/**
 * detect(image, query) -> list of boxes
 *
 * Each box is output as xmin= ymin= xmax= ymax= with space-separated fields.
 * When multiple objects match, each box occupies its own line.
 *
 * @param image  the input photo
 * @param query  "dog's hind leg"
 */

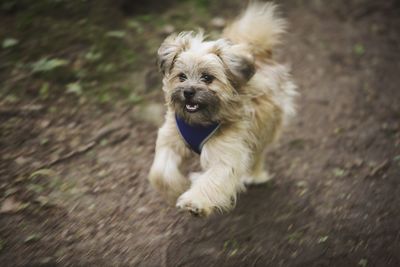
xmin=241 ymin=153 xmax=273 ymax=185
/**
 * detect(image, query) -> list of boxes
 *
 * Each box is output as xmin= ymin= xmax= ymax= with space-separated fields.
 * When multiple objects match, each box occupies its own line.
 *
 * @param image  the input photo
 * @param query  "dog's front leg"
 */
xmin=148 ymin=118 xmax=190 ymax=203
xmin=176 ymin=138 xmax=249 ymax=216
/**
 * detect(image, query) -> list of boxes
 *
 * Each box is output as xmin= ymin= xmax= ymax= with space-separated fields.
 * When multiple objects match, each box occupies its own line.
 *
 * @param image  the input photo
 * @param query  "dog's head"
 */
xmin=157 ymin=31 xmax=255 ymax=125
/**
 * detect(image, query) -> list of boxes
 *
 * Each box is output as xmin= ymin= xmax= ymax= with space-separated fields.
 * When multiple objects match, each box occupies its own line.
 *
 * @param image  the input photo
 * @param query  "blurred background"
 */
xmin=0 ymin=0 xmax=399 ymax=266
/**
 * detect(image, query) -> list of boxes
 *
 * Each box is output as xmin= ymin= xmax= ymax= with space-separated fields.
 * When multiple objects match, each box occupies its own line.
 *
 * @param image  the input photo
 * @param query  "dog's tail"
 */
xmin=223 ymin=2 xmax=287 ymax=61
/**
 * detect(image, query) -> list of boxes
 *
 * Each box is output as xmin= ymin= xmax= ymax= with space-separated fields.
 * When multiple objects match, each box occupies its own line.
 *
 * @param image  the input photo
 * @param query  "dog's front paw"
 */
xmin=176 ymin=191 xmax=213 ymax=217
xmin=148 ymin=171 xmax=188 ymax=204
xmin=241 ymin=171 xmax=273 ymax=186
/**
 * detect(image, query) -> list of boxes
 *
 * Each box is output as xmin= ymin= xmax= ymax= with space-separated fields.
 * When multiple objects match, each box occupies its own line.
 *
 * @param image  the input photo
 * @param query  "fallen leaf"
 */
xmin=1 ymin=197 xmax=22 ymax=213
xmin=2 ymin=38 xmax=19 ymax=49
xmin=369 ymin=160 xmax=390 ymax=177
xmin=354 ymin=44 xmax=365 ymax=56
xmin=31 ymin=58 xmax=68 ymax=73
xmin=24 ymin=234 xmax=41 ymax=243
xmin=332 ymin=168 xmax=346 ymax=177
xmin=66 ymin=82 xmax=82 ymax=95
xmin=30 ymin=169 xmax=57 ymax=179
xmin=106 ymin=31 xmax=126 ymax=38
xmin=318 ymin=236 xmax=329 ymax=243
xmin=358 ymin=258 xmax=368 ymax=267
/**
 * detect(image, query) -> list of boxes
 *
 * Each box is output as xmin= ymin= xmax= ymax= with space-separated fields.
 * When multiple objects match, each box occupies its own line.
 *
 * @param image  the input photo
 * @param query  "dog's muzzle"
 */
xmin=170 ymin=86 xmax=220 ymax=125
xmin=183 ymin=87 xmax=200 ymax=113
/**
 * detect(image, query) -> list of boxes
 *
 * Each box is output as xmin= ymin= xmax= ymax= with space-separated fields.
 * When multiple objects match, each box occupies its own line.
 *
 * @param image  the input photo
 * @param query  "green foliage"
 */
xmin=24 ymin=234 xmax=41 ymax=243
xmin=4 ymin=94 xmax=18 ymax=103
xmin=85 ymin=49 xmax=102 ymax=62
xmin=66 ymin=82 xmax=82 ymax=95
xmin=128 ymin=93 xmax=143 ymax=104
xmin=223 ymin=239 xmax=239 ymax=256
xmin=28 ymin=168 xmax=64 ymax=194
xmin=0 ymin=238 xmax=5 ymax=252
xmin=106 ymin=31 xmax=126 ymax=39
xmin=98 ymin=92 xmax=111 ymax=103
xmin=4 ymin=187 xmax=18 ymax=197
xmin=30 ymin=169 xmax=57 ymax=179
xmin=127 ymin=20 xmax=144 ymax=33
xmin=288 ymin=138 xmax=305 ymax=149
xmin=96 ymin=63 xmax=116 ymax=73
xmin=194 ymin=0 xmax=210 ymax=9
xmin=135 ymin=14 xmax=153 ymax=23
xmin=39 ymin=82 xmax=50 ymax=99
xmin=354 ymin=44 xmax=365 ymax=56
xmin=318 ymin=236 xmax=329 ymax=243
xmin=0 ymin=0 xmax=217 ymax=104
xmin=287 ymin=231 xmax=303 ymax=242
xmin=358 ymin=259 xmax=368 ymax=267
xmin=2 ymin=38 xmax=19 ymax=49
xmin=332 ymin=168 xmax=345 ymax=177
xmin=31 ymin=58 xmax=68 ymax=73
xmin=27 ymin=183 xmax=45 ymax=194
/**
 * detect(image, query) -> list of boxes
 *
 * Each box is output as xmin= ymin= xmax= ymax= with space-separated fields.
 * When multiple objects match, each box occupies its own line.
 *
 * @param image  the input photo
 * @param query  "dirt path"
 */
xmin=1 ymin=1 xmax=399 ymax=266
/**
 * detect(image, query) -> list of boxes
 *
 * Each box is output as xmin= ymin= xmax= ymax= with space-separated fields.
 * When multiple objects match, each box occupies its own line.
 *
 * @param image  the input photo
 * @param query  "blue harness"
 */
xmin=175 ymin=115 xmax=220 ymax=154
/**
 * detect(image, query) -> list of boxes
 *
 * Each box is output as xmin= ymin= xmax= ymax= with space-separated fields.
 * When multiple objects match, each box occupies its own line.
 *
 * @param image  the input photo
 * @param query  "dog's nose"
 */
xmin=183 ymin=87 xmax=196 ymax=99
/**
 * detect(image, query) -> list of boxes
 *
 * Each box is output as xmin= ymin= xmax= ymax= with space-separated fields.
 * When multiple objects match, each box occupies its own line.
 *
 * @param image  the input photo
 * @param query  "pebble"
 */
xmin=1 ymin=197 xmax=22 ymax=213
xmin=15 ymin=156 xmax=29 ymax=165
xmin=40 ymin=120 xmax=51 ymax=128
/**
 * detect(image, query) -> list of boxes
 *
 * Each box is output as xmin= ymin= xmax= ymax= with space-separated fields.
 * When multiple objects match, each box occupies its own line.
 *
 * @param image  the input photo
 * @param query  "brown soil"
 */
xmin=1 ymin=0 xmax=399 ymax=266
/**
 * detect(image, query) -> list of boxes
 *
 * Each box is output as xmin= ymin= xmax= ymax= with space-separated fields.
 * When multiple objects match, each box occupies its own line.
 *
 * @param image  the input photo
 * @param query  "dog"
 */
xmin=148 ymin=2 xmax=297 ymax=217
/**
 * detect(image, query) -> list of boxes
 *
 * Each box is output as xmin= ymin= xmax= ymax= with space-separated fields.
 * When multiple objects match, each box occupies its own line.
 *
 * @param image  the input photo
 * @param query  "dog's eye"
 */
xmin=178 ymin=73 xmax=187 ymax=82
xmin=201 ymin=74 xmax=214 ymax=84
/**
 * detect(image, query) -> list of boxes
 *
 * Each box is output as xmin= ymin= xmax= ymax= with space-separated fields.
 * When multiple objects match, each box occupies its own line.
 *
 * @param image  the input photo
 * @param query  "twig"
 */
xmin=38 ymin=122 xmax=126 ymax=168
xmin=46 ymin=141 xmax=96 ymax=167
xmin=367 ymin=159 xmax=390 ymax=178
xmin=252 ymin=255 xmax=262 ymax=267
xmin=0 ymin=105 xmax=45 ymax=117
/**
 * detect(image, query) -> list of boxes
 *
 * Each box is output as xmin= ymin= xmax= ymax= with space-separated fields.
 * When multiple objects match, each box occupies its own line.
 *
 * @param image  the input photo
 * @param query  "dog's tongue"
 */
xmin=186 ymin=103 xmax=199 ymax=112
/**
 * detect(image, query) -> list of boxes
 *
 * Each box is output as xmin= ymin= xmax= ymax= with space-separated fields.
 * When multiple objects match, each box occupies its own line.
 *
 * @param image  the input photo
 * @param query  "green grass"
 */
xmin=0 ymin=0 xmax=240 ymax=104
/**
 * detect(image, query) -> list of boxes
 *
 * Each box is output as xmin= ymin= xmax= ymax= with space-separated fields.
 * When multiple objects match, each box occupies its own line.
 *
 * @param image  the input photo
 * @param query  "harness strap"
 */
xmin=175 ymin=115 xmax=220 ymax=154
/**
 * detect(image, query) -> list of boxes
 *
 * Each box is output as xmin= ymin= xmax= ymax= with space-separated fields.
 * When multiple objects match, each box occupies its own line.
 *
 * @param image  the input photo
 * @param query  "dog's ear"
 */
xmin=214 ymin=39 xmax=255 ymax=89
xmin=157 ymin=32 xmax=195 ymax=75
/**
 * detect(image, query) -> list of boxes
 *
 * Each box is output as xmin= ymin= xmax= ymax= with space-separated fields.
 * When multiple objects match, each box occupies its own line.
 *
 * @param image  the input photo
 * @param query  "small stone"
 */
xmin=38 ymin=257 xmax=53 ymax=264
xmin=24 ymin=234 xmax=41 ymax=243
xmin=15 ymin=156 xmax=29 ymax=165
xmin=67 ymin=122 xmax=77 ymax=129
xmin=1 ymin=197 xmax=22 ymax=213
xmin=40 ymin=120 xmax=51 ymax=128
xmin=353 ymin=158 xmax=364 ymax=167
xmin=137 ymin=207 xmax=149 ymax=214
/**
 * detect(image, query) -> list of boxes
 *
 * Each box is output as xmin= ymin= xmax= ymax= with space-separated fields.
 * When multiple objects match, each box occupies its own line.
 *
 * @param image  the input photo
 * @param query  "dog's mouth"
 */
xmin=185 ymin=102 xmax=200 ymax=113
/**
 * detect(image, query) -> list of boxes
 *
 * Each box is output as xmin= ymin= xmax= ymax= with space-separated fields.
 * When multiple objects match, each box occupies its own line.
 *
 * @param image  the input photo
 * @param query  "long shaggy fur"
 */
xmin=148 ymin=2 xmax=297 ymax=217
xmin=223 ymin=2 xmax=287 ymax=61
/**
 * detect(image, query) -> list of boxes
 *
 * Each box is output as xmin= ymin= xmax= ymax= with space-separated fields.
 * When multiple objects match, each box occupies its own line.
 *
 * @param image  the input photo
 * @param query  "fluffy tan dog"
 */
xmin=148 ymin=2 xmax=297 ymax=216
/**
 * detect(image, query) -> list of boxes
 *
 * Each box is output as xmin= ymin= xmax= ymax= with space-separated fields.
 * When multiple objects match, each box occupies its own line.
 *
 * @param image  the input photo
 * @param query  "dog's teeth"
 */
xmin=186 ymin=104 xmax=199 ymax=111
